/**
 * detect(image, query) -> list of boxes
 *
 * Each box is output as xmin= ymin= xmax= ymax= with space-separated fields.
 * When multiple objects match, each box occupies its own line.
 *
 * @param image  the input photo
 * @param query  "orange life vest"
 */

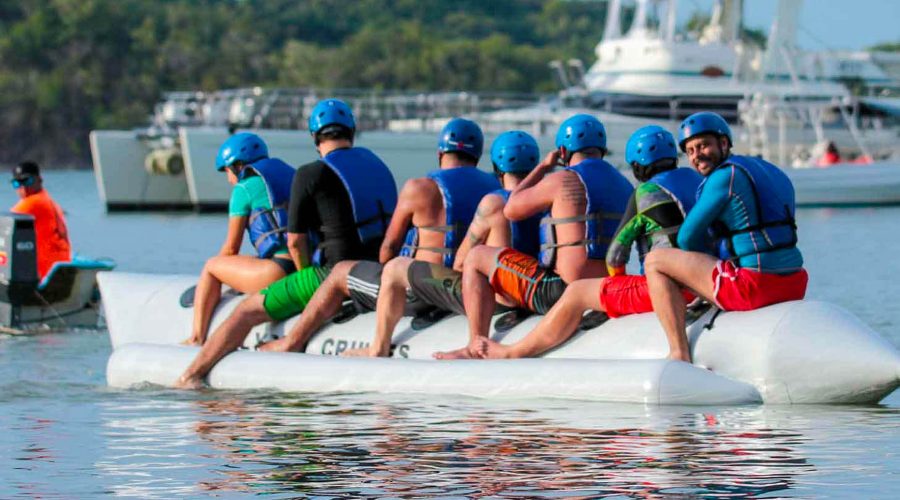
xmin=11 ymin=190 xmax=71 ymax=279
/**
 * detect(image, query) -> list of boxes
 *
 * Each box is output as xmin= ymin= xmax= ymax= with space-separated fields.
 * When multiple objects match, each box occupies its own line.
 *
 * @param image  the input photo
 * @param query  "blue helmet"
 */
xmin=625 ymin=125 xmax=678 ymax=167
xmin=215 ymin=132 xmax=268 ymax=171
xmin=438 ymin=118 xmax=484 ymax=161
xmin=555 ymin=114 xmax=607 ymax=154
xmin=491 ymin=131 xmax=540 ymax=174
xmin=678 ymin=111 xmax=732 ymax=152
xmin=308 ymin=98 xmax=356 ymax=135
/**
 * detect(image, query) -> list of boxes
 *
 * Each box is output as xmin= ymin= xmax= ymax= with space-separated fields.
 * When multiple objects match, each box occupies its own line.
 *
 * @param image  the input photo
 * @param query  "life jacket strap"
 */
xmin=539 ymin=235 xmax=614 ymax=251
xmin=540 ymin=211 xmax=624 ymax=226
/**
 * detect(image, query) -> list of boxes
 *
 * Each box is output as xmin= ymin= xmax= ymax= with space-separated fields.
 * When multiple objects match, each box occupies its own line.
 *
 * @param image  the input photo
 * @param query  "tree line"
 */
xmin=0 ymin=0 xmax=612 ymax=167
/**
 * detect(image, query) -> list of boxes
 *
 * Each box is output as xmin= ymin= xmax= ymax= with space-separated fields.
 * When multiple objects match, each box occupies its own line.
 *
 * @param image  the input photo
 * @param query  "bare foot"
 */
xmin=667 ymin=349 xmax=693 ymax=363
xmin=341 ymin=346 xmax=384 ymax=357
xmin=173 ymin=374 xmax=205 ymax=390
xmin=257 ymin=338 xmax=289 ymax=352
xmin=476 ymin=338 xmax=515 ymax=359
xmin=433 ymin=345 xmax=477 ymax=360
xmin=180 ymin=334 xmax=205 ymax=346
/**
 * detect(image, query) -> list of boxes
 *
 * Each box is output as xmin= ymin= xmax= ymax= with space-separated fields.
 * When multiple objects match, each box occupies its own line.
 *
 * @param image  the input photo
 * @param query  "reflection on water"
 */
xmin=88 ymin=391 xmax=900 ymax=498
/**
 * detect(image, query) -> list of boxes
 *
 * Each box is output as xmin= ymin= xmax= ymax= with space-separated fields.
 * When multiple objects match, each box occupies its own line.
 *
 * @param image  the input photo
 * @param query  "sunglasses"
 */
xmin=11 ymin=176 xmax=36 ymax=188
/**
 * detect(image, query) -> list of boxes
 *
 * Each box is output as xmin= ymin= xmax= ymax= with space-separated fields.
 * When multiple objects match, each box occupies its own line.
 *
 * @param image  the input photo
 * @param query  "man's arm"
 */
xmin=452 ymin=193 xmax=506 ymax=272
xmin=502 ymin=151 xmax=559 ymax=222
xmin=285 ymin=163 xmax=318 ymax=268
xmin=287 ymin=232 xmax=310 ymax=269
xmin=379 ymin=178 xmax=429 ymax=263
xmin=605 ymin=191 xmax=640 ymax=276
xmin=678 ymin=169 xmax=730 ymax=252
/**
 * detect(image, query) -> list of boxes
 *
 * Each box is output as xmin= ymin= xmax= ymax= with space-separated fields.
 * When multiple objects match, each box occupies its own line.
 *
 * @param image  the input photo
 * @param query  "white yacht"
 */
xmin=89 ymin=0 xmax=899 ymax=210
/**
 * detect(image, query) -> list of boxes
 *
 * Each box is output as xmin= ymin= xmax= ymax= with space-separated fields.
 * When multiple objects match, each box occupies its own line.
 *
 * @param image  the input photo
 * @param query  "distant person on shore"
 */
xmin=10 ymin=161 xmax=71 ymax=279
xmin=259 ymin=118 xmax=500 ymax=356
xmin=182 ymin=132 xmax=297 ymax=346
xmin=444 ymin=114 xmax=633 ymax=359
xmin=339 ymin=130 xmax=542 ymax=358
xmin=477 ymin=126 xmax=702 ymax=359
xmin=175 ymin=99 xmax=399 ymax=388
xmin=643 ymin=112 xmax=807 ymax=363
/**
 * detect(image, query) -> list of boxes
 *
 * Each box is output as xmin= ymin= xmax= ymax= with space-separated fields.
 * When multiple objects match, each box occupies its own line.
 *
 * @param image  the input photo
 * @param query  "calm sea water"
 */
xmin=1 ymin=170 xmax=898 ymax=498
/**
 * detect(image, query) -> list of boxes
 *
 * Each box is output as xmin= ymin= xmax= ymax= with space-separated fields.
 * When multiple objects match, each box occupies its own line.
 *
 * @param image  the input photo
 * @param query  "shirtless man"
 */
xmin=343 ymin=130 xmax=543 ymax=358
xmin=478 ymin=125 xmax=702 ymax=359
xmin=259 ymin=118 xmax=500 ymax=355
xmin=644 ymin=112 xmax=807 ymax=362
xmin=447 ymin=114 xmax=634 ymax=359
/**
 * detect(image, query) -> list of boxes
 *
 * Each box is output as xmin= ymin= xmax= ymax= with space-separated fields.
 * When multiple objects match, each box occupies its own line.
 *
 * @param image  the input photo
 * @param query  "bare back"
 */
xmin=380 ymin=177 xmax=447 ymax=265
xmin=506 ymin=170 xmax=607 ymax=283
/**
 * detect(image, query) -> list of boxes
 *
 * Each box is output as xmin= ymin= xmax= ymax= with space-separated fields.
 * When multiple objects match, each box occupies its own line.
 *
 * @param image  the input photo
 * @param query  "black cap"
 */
xmin=13 ymin=161 xmax=40 ymax=180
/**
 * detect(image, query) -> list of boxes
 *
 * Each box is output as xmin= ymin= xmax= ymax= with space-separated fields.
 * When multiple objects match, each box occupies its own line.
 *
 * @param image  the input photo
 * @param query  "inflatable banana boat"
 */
xmin=101 ymin=272 xmax=900 ymax=405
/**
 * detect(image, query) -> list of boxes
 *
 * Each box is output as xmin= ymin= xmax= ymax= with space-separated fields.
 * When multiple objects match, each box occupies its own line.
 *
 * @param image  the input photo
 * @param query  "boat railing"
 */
xmin=142 ymin=87 xmax=548 ymax=136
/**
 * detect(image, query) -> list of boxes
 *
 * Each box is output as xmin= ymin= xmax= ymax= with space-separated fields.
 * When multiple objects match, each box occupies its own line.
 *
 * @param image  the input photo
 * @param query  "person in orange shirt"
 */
xmin=10 ymin=161 xmax=71 ymax=279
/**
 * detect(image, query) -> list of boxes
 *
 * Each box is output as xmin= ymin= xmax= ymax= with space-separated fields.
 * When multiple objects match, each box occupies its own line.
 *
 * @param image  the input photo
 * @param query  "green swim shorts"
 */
xmin=261 ymin=266 xmax=330 ymax=321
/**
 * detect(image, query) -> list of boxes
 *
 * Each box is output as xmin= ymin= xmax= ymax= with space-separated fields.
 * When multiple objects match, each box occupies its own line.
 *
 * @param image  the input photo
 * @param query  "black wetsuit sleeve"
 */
xmin=287 ymin=161 xmax=324 ymax=234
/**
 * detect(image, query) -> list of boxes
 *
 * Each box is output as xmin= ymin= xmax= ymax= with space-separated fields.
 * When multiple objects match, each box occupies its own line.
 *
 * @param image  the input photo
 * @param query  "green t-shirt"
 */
xmin=229 ymin=175 xmax=289 ymax=256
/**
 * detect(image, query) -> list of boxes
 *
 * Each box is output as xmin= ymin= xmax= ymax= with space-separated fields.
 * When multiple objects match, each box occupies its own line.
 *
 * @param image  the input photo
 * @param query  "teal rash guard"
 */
xmin=678 ymin=165 xmax=803 ymax=273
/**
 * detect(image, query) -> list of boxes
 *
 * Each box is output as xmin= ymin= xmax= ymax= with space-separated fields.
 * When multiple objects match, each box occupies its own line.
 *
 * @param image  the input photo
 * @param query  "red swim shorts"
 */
xmin=599 ymin=275 xmax=695 ymax=318
xmin=712 ymin=260 xmax=808 ymax=311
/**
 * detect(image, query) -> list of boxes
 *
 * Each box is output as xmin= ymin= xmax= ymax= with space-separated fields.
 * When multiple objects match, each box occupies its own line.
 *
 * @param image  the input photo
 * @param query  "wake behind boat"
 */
xmin=101 ymin=272 xmax=900 ymax=405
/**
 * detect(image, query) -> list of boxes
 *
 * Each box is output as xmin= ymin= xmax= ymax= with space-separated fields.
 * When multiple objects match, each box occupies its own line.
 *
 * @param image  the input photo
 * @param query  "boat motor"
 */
xmin=0 ymin=213 xmax=39 ymax=323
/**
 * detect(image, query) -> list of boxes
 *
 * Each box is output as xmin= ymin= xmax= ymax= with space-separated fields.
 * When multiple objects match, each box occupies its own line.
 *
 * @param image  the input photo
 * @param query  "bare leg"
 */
xmin=184 ymin=255 xmax=287 ymax=346
xmin=644 ymin=248 xmax=719 ymax=363
xmin=175 ymin=294 xmax=271 ymax=389
xmin=434 ymin=246 xmax=505 ymax=360
xmin=479 ymin=279 xmax=604 ymax=359
xmin=343 ymin=257 xmax=413 ymax=357
xmin=260 ymin=261 xmax=356 ymax=353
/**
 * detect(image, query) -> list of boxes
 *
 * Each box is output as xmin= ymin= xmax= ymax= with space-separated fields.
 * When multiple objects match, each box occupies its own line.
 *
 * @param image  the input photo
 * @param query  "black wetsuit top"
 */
xmin=287 ymin=160 xmax=381 ymax=265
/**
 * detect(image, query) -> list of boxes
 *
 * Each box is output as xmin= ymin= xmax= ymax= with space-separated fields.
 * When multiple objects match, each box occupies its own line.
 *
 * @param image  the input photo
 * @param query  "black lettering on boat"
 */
xmin=335 ymin=340 xmax=348 ymax=355
xmin=321 ymin=338 xmax=334 ymax=355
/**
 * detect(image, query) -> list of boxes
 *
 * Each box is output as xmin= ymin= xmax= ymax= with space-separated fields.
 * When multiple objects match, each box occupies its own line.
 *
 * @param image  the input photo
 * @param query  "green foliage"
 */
xmin=869 ymin=41 xmax=900 ymax=52
xmin=0 ymin=0 xmax=610 ymax=166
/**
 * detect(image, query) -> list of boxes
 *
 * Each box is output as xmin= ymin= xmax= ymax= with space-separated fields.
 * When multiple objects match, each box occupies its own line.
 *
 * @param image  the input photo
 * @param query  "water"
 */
xmin=1 ymin=170 xmax=899 ymax=498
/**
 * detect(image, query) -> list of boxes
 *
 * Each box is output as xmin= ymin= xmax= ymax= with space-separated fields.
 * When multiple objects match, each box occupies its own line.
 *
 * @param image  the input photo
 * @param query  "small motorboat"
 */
xmin=0 ymin=213 xmax=115 ymax=333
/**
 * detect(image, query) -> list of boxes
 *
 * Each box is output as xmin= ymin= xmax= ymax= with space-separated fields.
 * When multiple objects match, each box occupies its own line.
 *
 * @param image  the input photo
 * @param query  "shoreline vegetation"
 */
xmin=0 ymin=0 xmax=611 ymax=168
xmin=2 ymin=2 xmax=895 ymax=169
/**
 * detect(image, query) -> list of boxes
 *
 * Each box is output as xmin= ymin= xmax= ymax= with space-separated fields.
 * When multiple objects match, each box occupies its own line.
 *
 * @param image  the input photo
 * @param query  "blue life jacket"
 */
xmin=702 ymin=155 xmax=798 ymax=261
xmin=493 ymin=189 xmax=541 ymax=258
xmin=538 ymin=158 xmax=633 ymax=268
xmin=640 ymin=167 xmax=703 ymax=247
xmin=399 ymin=167 xmax=500 ymax=267
xmin=321 ymin=147 xmax=398 ymax=245
xmin=241 ymin=158 xmax=296 ymax=259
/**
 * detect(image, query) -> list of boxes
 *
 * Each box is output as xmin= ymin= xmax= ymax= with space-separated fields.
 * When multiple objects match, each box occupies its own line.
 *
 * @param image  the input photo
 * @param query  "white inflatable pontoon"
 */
xmin=101 ymin=272 xmax=900 ymax=405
